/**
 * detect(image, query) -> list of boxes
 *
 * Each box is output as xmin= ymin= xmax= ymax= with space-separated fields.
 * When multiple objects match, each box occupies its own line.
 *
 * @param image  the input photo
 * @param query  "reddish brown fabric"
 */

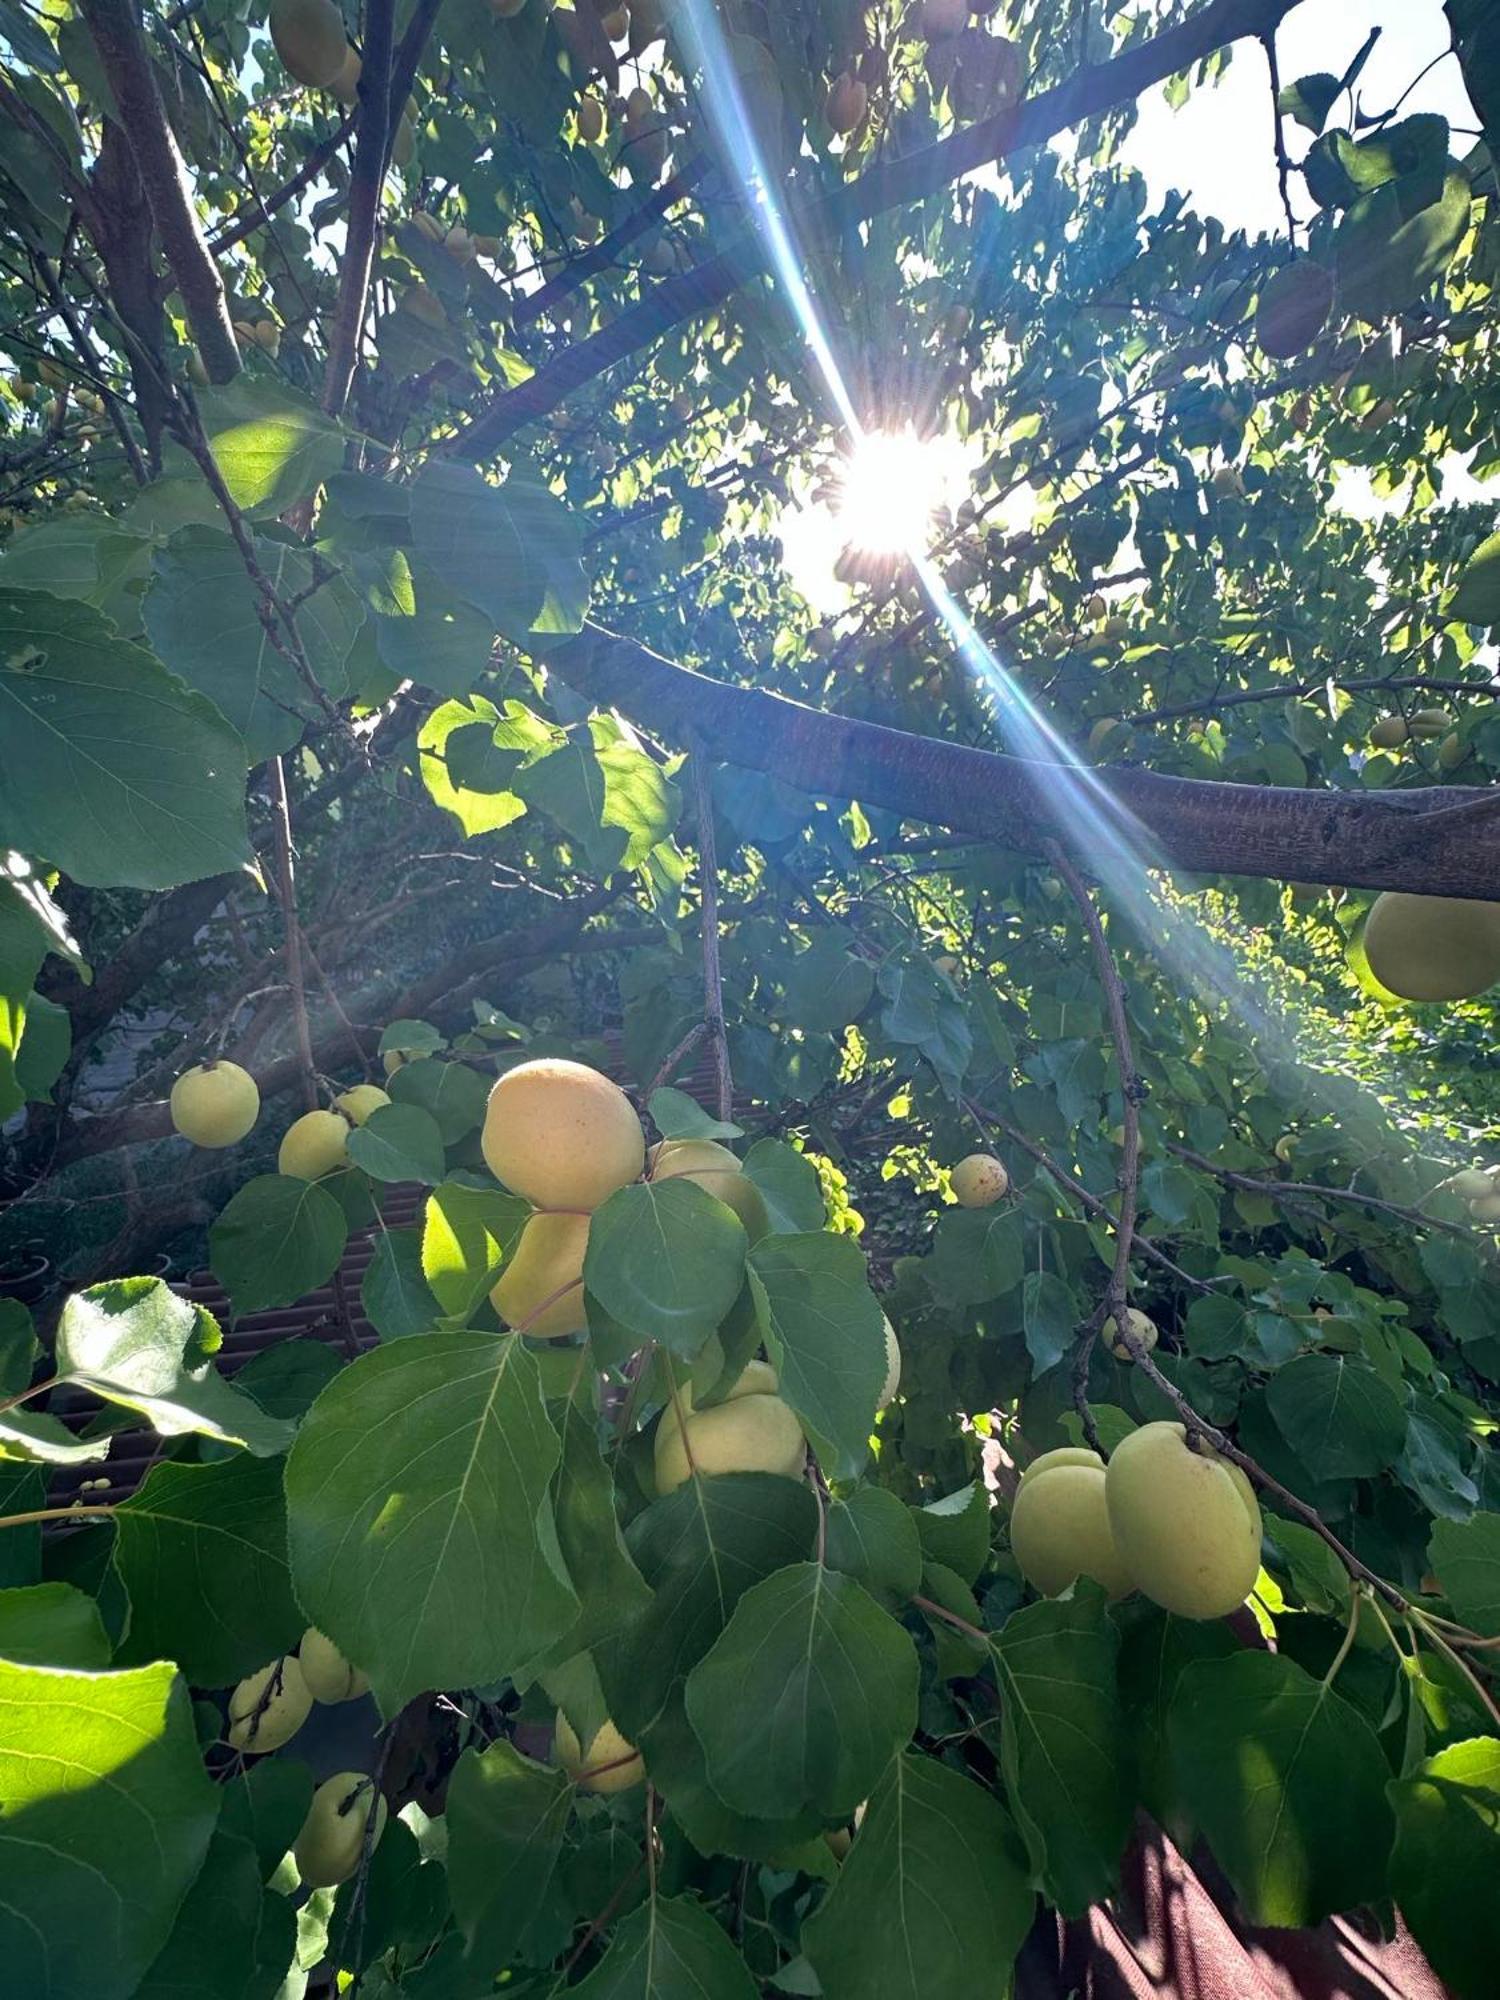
xmin=1017 ymin=1822 xmax=1449 ymax=2000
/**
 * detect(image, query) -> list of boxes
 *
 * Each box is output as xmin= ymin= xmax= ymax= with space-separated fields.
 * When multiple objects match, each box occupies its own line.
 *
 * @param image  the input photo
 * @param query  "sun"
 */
xmin=834 ymin=427 xmax=959 ymax=559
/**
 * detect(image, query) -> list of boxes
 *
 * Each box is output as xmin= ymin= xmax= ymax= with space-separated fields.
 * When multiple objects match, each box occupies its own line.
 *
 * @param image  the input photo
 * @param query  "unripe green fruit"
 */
xmin=299 ymin=1626 xmax=370 ymax=1703
xmin=1010 ymin=1448 xmax=1133 ymax=1599
xmin=491 ymin=1210 xmax=590 ymax=1337
xmin=1104 ymin=1422 xmax=1261 ymax=1620
xmin=482 ymin=1058 xmax=644 ymax=1211
xmin=826 ymin=71 xmax=867 ymax=135
xmin=278 ymin=1108 xmax=351 ymax=1179
xmin=554 ymin=1712 xmax=643 ymax=1792
xmin=1104 ymin=1308 xmax=1156 ymax=1361
xmin=1368 ymin=714 xmax=1409 ymax=749
xmin=328 ymin=44 xmax=360 ymax=103
xmin=170 ymin=1062 xmax=260 ymax=1148
xmin=655 ymin=1359 xmax=806 ymax=1494
xmin=1408 ymin=707 xmax=1453 ymax=739
xmin=227 ymin=1656 xmax=312 ymax=1752
xmin=1439 ymin=731 xmax=1468 ymax=771
xmin=577 ymin=93 xmax=605 ymax=142
xmin=1447 ymin=1168 xmax=1494 ymax=1199
xmin=878 ymin=1316 xmax=901 ymax=1409
xmin=269 ymin=0 xmax=349 ymax=88
xmin=391 ymin=110 xmax=415 ymax=167
xmin=1363 ymin=893 xmax=1500 ymax=1003
xmin=951 ymin=1153 xmax=1008 ymax=1207
xmin=1469 ymin=1193 xmax=1500 ymax=1224
xmin=294 ymin=1772 xmax=388 ymax=1887
xmin=334 ymin=1083 xmax=390 ymax=1126
xmin=647 ymin=1138 xmax=769 ymax=1241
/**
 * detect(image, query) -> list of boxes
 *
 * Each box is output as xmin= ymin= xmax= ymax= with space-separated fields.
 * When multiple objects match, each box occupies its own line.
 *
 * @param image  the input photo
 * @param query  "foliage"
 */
xmin=2 ymin=0 xmax=1500 ymax=1993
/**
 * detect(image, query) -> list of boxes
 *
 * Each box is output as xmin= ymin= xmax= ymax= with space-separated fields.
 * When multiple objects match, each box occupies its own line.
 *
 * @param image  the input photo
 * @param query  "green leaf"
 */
xmin=417 ymin=697 xmax=527 ymax=838
xmin=876 ymin=956 xmax=972 ymax=1096
xmin=112 ymin=1455 xmax=304 ymax=1686
xmin=802 ymin=1753 xmax=1032 ymax=2000
xmin=285 ymin=1331 xmax=576 ymax=1713
xmin=135 ymin=1772 xmax=299 ymax=2000
xmin=823 ymin=1486 xmax=923 ymax=1606
xmin=345 ymin=1102 xmax=447 ymax=1185
xmin=740 ymin=1138 xmax=825 ymax=1232
xmin=196 ymin=378 xmax=345 ymax=515
xmin=586 ymin=1179 xmax=748 ymax=1360
xmin=929 ymin=1205 xmax=1024 ymax=1306
xmin=56 ymin=1277 xmax=293 ymax=1454
xmin=1117 ymin=1609 xmax=1241 ymax=1837
xmin=387 ymin=1057 xmax=490 ymax=1144
xmin=1167 ymin=1649 xmax=1395 ymax=1926
xmin=989 ymin=1585 xmax=1130 ymax=1914
xmin=0 ymin=589 xmax=249 ymax=891
xmin=600 ymin=1473 xmax=818 ymax=1743
xmin=1334 ymin=169 xmax=1471 ymax=321
xmin=1389 ymin=1735 xmax=1500 ymax=2000
xmin=748 ymin=1232 xmax=886 ymax=1481
xmin=144 ymin=528 xmax=359 ymax=763
xmin=0 ymin=880 xmax=49 ymax=1119
xmin=411 ymin=460 xmax=587 ymax=636
xmin=13 ymin=989 xmax=70 ymax=1102
xmin=0 ymin=1657 xmax=218 ymax=2000
xmin=422 ymin=1178 xmax=530 ymax=1319
xmin=1277 ymin=69 xmax=1339 ymax=132
xmin=446 ymin=1739 xmax=572 ymax=1975
xmin=568 ymin=1895 xmax=757 ymax=2000
xmin=362 ymin=1227 xmax=439 ymax=1341
xmin=685 ymin=1563 xmax=917 ymax=1820
xmin=1429 ymin=1512 xmax=1500 ymax=1636
xmin=912 ymin=1481 xmax=991 ymax=1586
xmin=0 ymin=1582 xmax=109 ymax=1667
xmin=1451 ymin=529 xmax=1500 ymax=627
xmin=0 ymin=1401 xmax=110 ymax=1466
xmin=536 ymin=1405 xmax=653 ymax=1667
xmin=374 ymin=567 xmax=496 ymax=697
xmin=1264 ymin=1353 xmax=1408 ymax=1480
xmin=209 ymin=1175 xmax=349 ymax=1317
xmin=781 ymin=933 xmax=875 ymax=1034
xmin=647 ymin=1087 xmax=742 ymax=1142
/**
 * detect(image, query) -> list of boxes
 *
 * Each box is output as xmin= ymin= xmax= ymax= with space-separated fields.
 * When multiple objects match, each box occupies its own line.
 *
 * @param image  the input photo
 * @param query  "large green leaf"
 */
xmin=533 ymin=1405 xmax=653 ymax=1668
xmin=989 ymin=1585 xmax=1130 ymax=1915
xmin=374 ymin=565 xmax=496 ymax=696
xmin=446 ymin=1739 xmax=572 ymax=1975
xmin=144 ymin=528 xmax=360 ymax=763
xmin=600 ymin=1473 xmax=818 ymax=1743
xmin=196 ymin=378 xmax=345 ymax=514
xmin=410 ymin=460 xmax=587 ymax=636
xmin=285 ymin=1331 xmax=576 ymax=1712
xmin=0 ymin=589 xmax=249 ymax=890
xmin=823 ymin=1486 xmax=923 ymax=1607
xmin=209 ymin=1176 xmax=349 ymax=1317
xmin=422 ymin=1178 xmax=530 ymax=1320
xmin=56 ymin=1277 xmax=292 ymax=1454
xmin=748 ymin=1232 xmax=886 ymax=1481
xmin=740 ymin=1138 xmax=825 ymax=1233
xmin=345 ymin=1102 xmax=447 ymax=1185
xmin=416 ymin=697 xmax=529 ymax=838
xmin=1167 ymin=1648 xmax=1395 ymax=1926
xmin=1429 ymin=1512 xmax=1500 ymax=1636
xmin=0 ymin=1581 xmax=110 ymax=1668
xmin=802 ymin=1753 xmax=1033 ymax=2000
xmin=0 ymin=1657 xmax=218 ymax=2000
xmin=586 ymin=1179 xmax=748 ymax=1360
xmin=0 ymin=879 xmax=49 ymax=1119
xmin=568 ymin=1895 xmax=757 ymax=2000
xmin=912 ymin=1481 xmax=991 ymax=1585
xmin=929 ymin=1205 xmax=1025 ymax=1306
xmin=112 ymin=1455 xmax=303 ymax=1686
xmin=1334 ymin=169 xmax=1471 ymax=320
xmin=1264 ymin=1353 xmax=1408 ymax=1480
xmin=1450 ymin=529 xmax=1500 ymax=627
xmin=684 ymin=1560 xmax=916 ymax=1820
xmin=1389 ymin=1735 xmax=1500 ymax=2000
xmin=387 ymin=1057 xmax=490 ymax=1144
xmin=362 ymin=1227 xmax=440 ymax=1341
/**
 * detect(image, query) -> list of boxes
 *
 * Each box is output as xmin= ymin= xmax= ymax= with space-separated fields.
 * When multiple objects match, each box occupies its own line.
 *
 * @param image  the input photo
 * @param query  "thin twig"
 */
xmin=269 ymin=756 xmax=318 ymax=1113
xmin=1262 ymin=31 xmax=1299 ymax=241
xmin=691 ymin=745 xmax=733 ymax=1122
xmin=645 ymin=1020 xmax=709 ymax=1107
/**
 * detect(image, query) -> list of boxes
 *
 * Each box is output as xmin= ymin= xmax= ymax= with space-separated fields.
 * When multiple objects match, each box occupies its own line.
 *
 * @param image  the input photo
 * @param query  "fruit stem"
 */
xmin=0 ymin=1504 xmax=116 ymax=1532
xmin=911 ymin=1592 xmax=988 ymax=1647
xmin=1408 ymin=1607 xmax=1500 ymax=1733
xmin=1319 ymin=1586 xmax=1363 ymax=1691
xmin=0 ymin=1374 xmax=59 ymax=1416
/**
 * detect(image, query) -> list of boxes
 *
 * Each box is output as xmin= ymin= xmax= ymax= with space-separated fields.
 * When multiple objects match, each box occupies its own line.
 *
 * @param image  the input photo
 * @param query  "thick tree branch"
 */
xmin=323 ymin=0 xmax=396 ymax=416
xmin=550 ymin=625 xmax=1500 ymax=898
xmin=78 ymin=0 xmax=241 ymax=384
xmin=450 ymin=0 xmax=1296 ymax=456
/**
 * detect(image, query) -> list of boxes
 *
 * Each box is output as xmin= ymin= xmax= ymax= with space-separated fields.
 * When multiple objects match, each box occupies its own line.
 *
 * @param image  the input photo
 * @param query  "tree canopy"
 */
xmin=4 ymin=0 xmax=1500 ymax=1994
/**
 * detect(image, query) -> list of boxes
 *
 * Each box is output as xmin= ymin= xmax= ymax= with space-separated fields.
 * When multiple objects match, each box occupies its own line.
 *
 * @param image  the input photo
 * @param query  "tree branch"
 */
xmin=268 ymin=756 xmax=318 ymax=1112
xmin=322 ymin=0 xmax=396 ymax=416
xmin=549 ymin=624 xmax=1500 ymax=899
xmin=77 ymin=0 xmax=241 ymax=383
xmin=449 ymin=0 xmax=1297 ymax=456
